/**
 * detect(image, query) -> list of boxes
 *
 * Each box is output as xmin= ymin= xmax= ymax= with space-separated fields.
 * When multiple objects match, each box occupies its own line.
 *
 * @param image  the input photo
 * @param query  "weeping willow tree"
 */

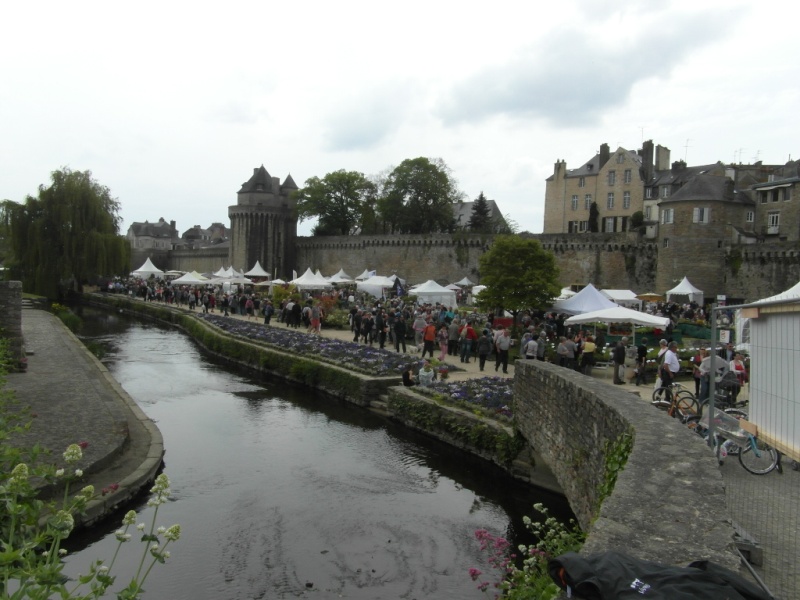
xmin=1 ymin=168 xmax=130 ymax=299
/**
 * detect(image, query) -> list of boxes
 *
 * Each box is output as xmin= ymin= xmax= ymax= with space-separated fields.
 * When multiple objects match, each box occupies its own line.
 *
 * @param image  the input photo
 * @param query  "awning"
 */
xmin=754 ymin=183 xmax=792 ymax=191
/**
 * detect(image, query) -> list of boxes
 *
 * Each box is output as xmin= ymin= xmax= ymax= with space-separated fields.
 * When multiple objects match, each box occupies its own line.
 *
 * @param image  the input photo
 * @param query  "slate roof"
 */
xmin=127 ymin=218 xmax=176 ymax=239
xmin=453 ymin=199 xmax=505 ymax=228
xmin=282 ymin=173 xmax=298 ymax=190
xmin=238 ymin=165 xmax=273 ymax=194
xmin=659 ymin=174 xmax=753 ymax=205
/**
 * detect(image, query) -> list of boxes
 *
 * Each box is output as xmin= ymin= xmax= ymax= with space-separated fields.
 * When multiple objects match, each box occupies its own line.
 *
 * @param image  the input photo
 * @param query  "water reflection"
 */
xmin=66 ymin=306 xmax=570 ymax=599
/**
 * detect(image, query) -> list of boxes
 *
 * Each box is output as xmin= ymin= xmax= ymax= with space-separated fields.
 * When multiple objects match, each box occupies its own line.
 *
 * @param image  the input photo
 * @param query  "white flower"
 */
xmin=137 ymin=523 xmax=146 ymax=531
xmin=164 ymin=524 xmax=181 ymax=541
xmin=157 ymin=526 xmax=166 ymax=534
xmin=122 ymin=510 xmax=137 ymax=526
xmin=55 ymin=469 xmax=65 ymax=477
xmin=59 ymin=549 xmax=67 ymax=556
xmin=64 ymin=444 xmax=83 ymax=464
xmin=74 ymin=469 xmax=83 ymax=477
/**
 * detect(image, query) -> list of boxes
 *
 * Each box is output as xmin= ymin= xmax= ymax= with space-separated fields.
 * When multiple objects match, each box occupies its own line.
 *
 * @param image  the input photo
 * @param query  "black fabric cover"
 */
xmin=548 ymin=551 xmax=770 ymax=600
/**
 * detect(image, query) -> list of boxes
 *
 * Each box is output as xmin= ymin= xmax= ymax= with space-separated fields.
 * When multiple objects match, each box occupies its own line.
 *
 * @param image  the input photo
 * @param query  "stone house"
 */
xmin=126 ymin=218 xmax=179 ymax=251
xmin=750 ymin=159 xmax=800 ymax=242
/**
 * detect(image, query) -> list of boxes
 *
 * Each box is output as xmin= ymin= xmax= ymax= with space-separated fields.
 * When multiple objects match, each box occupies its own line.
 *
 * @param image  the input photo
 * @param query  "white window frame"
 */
xmin=608 ymin=171 xmax=616 ymax=185
xmin=624 ymin=169 xmax=632 ymax=184
xmin=571 ymin=195 xmax=579 ymax=210
xmin=584 ymin=194 xmax=592 ymax=210
xmin=692 ymin=207 xmax=710 ymax=223
xmin=768 ymin=211 xmax=780 ymax=232
xmin=661 ymin=208 xmax=674 ymax=224
xmin=645 ymin=206 xmax=652 ymax=220
xmin=746 ymin=211 xmax=754 ymax=223
xmin=578 ymin=176 xmax=585 ymax=188
xmin=646 ymin=187 xmax=653 ymax=199
xmin=663 ymin=238 xmax=670 ymax=248
xmin=623 ymin=191 xmax=631 ymax=209
xmin=607 ymin=192 xmax=615 ymax=209
xmin=661 ymin=186 xmax=670 ymax=198
xmin=605 ymin=217 xmax=615 ymax=232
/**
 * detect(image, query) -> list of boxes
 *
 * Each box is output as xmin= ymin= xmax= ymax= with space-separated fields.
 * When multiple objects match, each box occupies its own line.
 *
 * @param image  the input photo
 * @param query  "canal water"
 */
xmin=66 ymin=308 xmax=570 ymax=599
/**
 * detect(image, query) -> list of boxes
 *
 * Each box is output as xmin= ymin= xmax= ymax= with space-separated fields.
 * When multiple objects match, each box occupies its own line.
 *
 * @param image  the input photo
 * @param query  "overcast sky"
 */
xmin=2 ymin=1 xmax=797 ymax=237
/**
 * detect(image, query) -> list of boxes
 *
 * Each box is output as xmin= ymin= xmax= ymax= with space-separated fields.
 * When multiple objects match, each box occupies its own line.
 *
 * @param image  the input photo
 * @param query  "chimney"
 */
xmin=554 ymin=159 xmax=566 ymax=178
xmin=671 ymin=160 xmax=686 ymax=173
xmin=641 ymin=140 xmax=654 ymax=182
xmin=655 ymin=145 xmax=671 ymax=170
xmin=170 ymin=220 xmax=176 ymax=233
xmin=599 ymin=143 xmax=610 ymax=169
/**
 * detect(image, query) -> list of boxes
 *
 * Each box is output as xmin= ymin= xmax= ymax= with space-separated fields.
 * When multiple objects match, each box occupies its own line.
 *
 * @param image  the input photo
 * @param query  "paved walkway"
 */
xmin=5 ymin=307 xmax=163 ymax=526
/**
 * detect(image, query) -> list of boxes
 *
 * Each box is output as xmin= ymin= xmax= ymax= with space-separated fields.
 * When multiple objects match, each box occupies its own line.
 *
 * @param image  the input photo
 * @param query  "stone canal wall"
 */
xmin=513 ymin=359 xmax=740 ymax=571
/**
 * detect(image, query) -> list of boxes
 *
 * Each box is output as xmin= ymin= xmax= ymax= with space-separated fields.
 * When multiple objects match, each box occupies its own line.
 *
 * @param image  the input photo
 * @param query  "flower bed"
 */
xmin=415 ymin=376 xmax=514 ymax=420
xmin=197 ymin=314 xmax=459 ymax=377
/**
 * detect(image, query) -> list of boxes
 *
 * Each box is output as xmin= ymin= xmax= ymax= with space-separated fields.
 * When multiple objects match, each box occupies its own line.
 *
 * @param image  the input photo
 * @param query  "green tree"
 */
xmin=379 ymin=157 xmax=462 ymax=234
xmin=293 ymin=170 xmax=376 ymax=236
xmin=476 ymin=236 xmax=561 ymax=325
xmin=588 ymin=202 xmax=599 ymax=232
xmin=2 ymin=168 xmax=130 ymax=299
xmin=468 ymin=192 xmax=492 ymax=233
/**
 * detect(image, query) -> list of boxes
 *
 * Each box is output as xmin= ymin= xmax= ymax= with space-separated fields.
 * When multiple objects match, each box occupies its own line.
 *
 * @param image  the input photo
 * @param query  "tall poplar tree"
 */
xmin=2 ymin=168 xmax=130 ymax=299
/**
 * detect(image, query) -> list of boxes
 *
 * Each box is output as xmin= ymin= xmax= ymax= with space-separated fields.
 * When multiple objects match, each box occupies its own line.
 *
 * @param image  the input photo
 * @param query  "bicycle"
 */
xmin=652 ymin=382 xmax=699 ymax=421
xmin=686 ymin=410 xmax=780 ymax=475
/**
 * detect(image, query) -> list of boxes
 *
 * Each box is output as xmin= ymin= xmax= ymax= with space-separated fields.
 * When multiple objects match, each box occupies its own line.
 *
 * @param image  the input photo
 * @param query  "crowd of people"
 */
xmin=110 ymin=276 xmax=747 ymax=392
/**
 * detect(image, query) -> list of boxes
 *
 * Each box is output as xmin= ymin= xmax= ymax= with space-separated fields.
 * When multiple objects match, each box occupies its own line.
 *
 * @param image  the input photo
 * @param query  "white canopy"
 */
xmin=601 ymin=289 xmax=643 ymax=310
xmin=327 ymin=268 xmax=354 ymax=284
xmin=565 ymin=305 xmax=670 ymax=344
xmin=291 ymin=268 xmax=332 ymax=290
xmin=244 ymin=261 xmax=270 ymax=277
xmin=212 ymin=266 xmax=228 ymax=277
xmin=355 ymin=269 xmax=375 ymax=281
xmin=170 ymin=271 xmax=208 ymax=285
xmin=132 ymin=257 xmax=164 ymax=277
xmin=666 ymin=277 xmax=704 ymax=304
xmin=356 ymin=275 xmax=395 ymax=298
xmin=565 ymin=306 xmax=670 ymax=328
xmin=409 ymin=280 xmax=457 ymax=307
xmin=445 ymin=283 xmax=461 ymax=291
xmin=454 ymin=276 xmax=475 ymax=286
xmin=552 ymin=283 xmax=617 ymax=315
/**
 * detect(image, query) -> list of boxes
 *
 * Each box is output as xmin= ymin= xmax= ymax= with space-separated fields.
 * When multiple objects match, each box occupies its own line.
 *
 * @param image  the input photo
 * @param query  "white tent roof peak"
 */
xmin=666 ymin=277 xmax=703 ymax=303
xmin=291 ymin=268 xmax=331 ymax=289
xmin=245 ymin=261 xmax=270 ymax=277
xmin=132 ymin=257 xmax=164 ymax=277
xmin=552 ymin=283 xmax=617 ymax=315
xmin=455 ymin=276 xmax=475 ymax=286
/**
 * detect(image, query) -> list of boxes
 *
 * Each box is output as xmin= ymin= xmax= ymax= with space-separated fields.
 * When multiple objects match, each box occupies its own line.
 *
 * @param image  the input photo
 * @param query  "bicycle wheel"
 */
xmin=738 ymin=438 xmax=779 ymax=475
xmin=674 ymin=392 xmax=700 ymax=421
xmin=724 ymin=408 xmax=749 ymax=421
xmin=652 ymin=387 xmax=672 ymax=409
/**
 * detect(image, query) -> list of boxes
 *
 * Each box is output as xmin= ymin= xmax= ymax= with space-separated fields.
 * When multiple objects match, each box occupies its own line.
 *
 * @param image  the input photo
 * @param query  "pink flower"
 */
xmin=468 ymin=568 xmax=482 ymax=581
xmin=109 ymin=483 xmax=119 ymax=491
xmin=78 ymin=441 xmax=89 ymax=449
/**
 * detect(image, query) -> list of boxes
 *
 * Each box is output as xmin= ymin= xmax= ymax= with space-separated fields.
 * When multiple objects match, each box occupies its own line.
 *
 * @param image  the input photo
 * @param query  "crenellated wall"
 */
xmin=150 ymin=231 xmax=797 ymax=303
xmin=295 ymin=232 xmax=658 ymax=291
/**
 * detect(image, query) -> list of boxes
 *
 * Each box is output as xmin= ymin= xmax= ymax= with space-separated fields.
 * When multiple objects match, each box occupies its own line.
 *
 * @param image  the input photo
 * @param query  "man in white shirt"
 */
xmin=661 ymin=341 xmax=681 ymax=386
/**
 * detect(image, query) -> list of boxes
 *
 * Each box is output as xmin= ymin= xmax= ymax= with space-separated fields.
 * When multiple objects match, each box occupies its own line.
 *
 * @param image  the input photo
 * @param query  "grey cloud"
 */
xmin=323 ymin=85 xmax=415 ymax=152
xmin=437 ymin=9 xmax=740 ymax=127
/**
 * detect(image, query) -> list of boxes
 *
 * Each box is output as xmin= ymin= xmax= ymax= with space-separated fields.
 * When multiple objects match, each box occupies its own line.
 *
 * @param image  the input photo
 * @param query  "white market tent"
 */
xmin=445 ymin=283 xmax=461 ymax=291
xmin=213 ymin=266 xmax=229 ymax=277
xmin=455 ymin=276 xmax=476 ymax=286
xmin=601 ymin=289 xmax=643 ymax=310
xmin=753 ymin=279 xmax=800 ymax=304
xmin=666 ymin=277 xmax=704 ymax=304
xmin=245 ymin=261 xmax=270 ymax=277
xmin=409 ymin=280 xmax=457 ymax=307
xmin=327 ymin=268 xmax=354 ymax=284
xmin=290 ymin=268 xmax=332 ymax=290
xmin=357 ymin=275 xmax=395 ymax=298
xmin=552 ymin=283 xmax=617 ymax=315
xmin=469 ymin=285 xmax=487 ymax=305
xmin=132 ymin=257 xmax=164 ymax=278
xmin=355 ymin=269 xmax=375 ymax=281
xmin=565 ymin=305 xmax=670 ymax=344
xmin=170 ymin=271 xmax=208 ymax=285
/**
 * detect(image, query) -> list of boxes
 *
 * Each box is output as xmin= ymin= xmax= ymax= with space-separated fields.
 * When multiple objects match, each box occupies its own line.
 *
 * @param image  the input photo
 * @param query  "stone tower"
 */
xmin=228 ymin=165 xmax=298 ymax=278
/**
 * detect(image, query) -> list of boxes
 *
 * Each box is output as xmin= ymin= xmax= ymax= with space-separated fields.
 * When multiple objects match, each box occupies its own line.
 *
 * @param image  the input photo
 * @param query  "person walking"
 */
xmin=437 ymin=324 xmax=449 ymax=361
xmin=612 ymin=337 xmax=628 ymax=384
xmin=394 ymin=315 xmax=408 ymax=353
xmin=477 ymin=330 xmax=493 ymax=371
xmin=422 ymin=320 xmax=437 ymax=358
xmin=634 ymin=338 xmax=648 ymax=386
xmin=459 ymin=322 xmax=478 ymax=363
xmin=495 ymin=329 xmax=512 ymax=374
